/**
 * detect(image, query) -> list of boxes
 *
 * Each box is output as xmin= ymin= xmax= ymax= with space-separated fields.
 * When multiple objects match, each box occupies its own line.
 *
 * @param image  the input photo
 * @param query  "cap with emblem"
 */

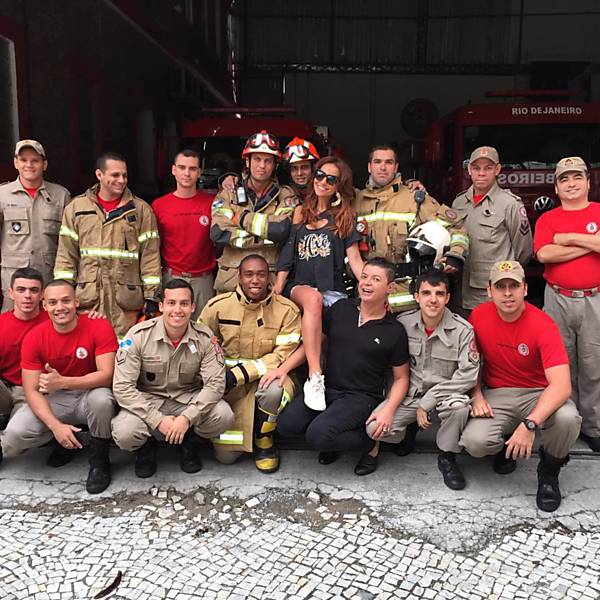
xmin=15 ymin=139 xmax=46 ymax=158
xmin=489 ymin=261 xmax=525 ymax=285
xmin=469 ymin=146 xmax=499 ymax=165
xmin=554 ymin=156 xmax=588 ymax=178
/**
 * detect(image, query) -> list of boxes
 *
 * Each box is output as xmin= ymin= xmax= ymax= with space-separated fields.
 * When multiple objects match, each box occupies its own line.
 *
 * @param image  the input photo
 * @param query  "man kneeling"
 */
xmin=0 ymin=280 xmax=118 ymax=494
xmin=366 ymin=268 xmax=479 ymax=489
xmin=460 ymin=261 xmax=581 ymax=511
xmin=112 ymin=279 xmax=233 ymax=477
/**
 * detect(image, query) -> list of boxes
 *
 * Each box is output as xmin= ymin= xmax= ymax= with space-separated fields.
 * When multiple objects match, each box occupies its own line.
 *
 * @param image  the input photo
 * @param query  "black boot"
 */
xmin=135 ymin=437 xmax=157 ymax=478
xmin=438 ymin=452 xmax=466 ymax=490
xmin=493 ymin=448 xmax=517 ymax=475
xmin=180 ymin=429 xmax=203 ymax=473
xmin=579 ymin=432 xmax=600 ymax=452
xmin=537 ymin=447 xmax=569 ymax=512
xmin=86 ymin=437 xmax=111 ymax=494
xmin=254 ymin=406 xmax=280 ymax=473
xmin=395 ymin=421 xmax=419 ymax=456
xmin=46 ymin=440 xmax=78 ymax=468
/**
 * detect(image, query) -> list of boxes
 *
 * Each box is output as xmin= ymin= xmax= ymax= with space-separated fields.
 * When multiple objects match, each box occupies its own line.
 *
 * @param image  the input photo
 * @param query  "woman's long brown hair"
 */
xmin=301 ymin=156 xmax=356 ymax=239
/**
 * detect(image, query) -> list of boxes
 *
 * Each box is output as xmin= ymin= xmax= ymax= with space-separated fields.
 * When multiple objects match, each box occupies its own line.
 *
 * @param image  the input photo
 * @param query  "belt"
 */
xmin=163 ymin=268 xmax=212 ymax=278
xmin=551 ymin=284 xmax=600 ymax=298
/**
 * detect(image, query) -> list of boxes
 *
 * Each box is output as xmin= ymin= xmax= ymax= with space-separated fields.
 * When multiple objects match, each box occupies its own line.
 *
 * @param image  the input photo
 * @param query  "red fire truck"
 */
xmin=165 ymin=108 xmax=342 ymax=192
xmin=425 ymin=91 xmax=600 ymax=222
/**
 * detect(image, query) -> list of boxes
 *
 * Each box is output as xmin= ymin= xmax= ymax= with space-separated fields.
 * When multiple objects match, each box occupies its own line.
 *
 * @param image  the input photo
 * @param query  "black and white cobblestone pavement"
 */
xmin=1 ymin=443 xmax=599 ymax=599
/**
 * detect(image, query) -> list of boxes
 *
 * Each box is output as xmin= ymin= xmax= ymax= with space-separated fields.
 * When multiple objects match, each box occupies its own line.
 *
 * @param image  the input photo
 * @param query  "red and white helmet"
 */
xmin=283 ymin=137 xmax=320 ymax=164
xmin=242 ymin=130 xmax=281 ymax=158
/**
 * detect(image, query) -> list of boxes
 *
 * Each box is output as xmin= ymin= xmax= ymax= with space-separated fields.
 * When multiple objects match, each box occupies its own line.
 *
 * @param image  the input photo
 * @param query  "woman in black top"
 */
xmin=274 ymin=157 xmax=364 ymax=411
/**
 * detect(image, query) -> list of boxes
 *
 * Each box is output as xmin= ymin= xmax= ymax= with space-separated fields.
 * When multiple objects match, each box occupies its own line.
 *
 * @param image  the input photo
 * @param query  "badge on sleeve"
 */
xmin=116 ymin=338 xmax=133 ymax=365
xmin=468 ymin=338 xmax=480 ymax=364
xmin=212 ymin=199 xmax=224 ymax=210
xmin=211 ymin=336 xmax=225 ymax=366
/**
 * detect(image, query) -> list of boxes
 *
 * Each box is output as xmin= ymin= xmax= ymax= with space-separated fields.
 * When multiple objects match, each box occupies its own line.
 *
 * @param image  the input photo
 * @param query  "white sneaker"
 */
xmin=303 ymin=373 xmax=326 ymax=411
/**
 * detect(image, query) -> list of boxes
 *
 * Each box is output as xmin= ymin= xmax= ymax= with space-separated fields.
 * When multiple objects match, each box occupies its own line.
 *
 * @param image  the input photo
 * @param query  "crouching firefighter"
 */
xmin=199 ymin=254 xmax=301 ymax=472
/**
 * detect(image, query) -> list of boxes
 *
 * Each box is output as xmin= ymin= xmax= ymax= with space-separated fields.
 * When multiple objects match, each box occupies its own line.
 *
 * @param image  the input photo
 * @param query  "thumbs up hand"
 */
xmin=39 ymin=363 xmax=64 ymax=394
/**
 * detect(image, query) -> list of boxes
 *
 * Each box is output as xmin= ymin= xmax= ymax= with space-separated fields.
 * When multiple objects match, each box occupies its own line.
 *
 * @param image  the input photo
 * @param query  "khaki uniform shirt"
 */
xmin=199 ymin=286 xmax=301 ymax=452
xmin=112 ymin=317 xmax=225 ymax=429
xmin=452 ymin=182 xmax=533 ymax=310
xmin=398 ymin=308 xmax=479 ymax=412
xmin=355 ymin=176 xmax=469 ymax=311
xmin=210 ymin=182 xmax=299 ymax=292
xmin=0 ymin=178 xmax=71 ymax=293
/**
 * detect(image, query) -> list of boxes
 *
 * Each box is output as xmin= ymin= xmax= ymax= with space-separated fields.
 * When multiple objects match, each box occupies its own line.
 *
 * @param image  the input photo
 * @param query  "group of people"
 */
xmin=0 ymin=133 xmax=596 ymax=513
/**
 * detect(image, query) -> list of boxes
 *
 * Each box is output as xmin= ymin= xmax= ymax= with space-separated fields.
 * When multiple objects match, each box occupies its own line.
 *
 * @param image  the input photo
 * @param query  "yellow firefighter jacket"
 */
xmin=53 ymin=184 xmax=161 ymax=337
xmin=210 ymin=181 xmax=299 ymax=292
xmin=199 ymin=286 xmax=301 ymax=452
xmin=354 ymin=175 xmax=469 ymax=312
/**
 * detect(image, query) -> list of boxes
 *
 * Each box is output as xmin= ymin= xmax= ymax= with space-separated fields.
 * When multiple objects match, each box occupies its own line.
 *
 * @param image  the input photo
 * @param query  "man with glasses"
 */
xmin=354 ymin=145 xmax=468 ymax=313
xmin=211 ymin=131 xmax=299 ymax=293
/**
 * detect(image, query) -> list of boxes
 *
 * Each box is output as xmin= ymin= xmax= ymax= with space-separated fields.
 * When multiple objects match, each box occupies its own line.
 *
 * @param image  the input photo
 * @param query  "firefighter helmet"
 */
xmin=242 ymin=130 xmax=281 ymax=158
xmin=407 ymin=221 xmax=451 ymax=265
xmin=283 ymin=137 xmax=320 ymax=164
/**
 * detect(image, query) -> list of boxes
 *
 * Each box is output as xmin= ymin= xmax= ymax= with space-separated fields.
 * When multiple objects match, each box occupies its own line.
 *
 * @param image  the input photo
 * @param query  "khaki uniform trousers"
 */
xmin=111 ymin=394 xmax=234 ymax=452
xmin=459 ymin=387 xmax=581 ymax=459
xmin=367 ymin=394 xmax=471 ymax=454
xmin=0 ymin=380 xmax=25 ymax=416
xmin=544 ymin=286 xmax=600 ymax=437
xmin=0 ymin=388 xmax=115 ymax=457
xmin=162 ymin=269 xmax=215 ymax=320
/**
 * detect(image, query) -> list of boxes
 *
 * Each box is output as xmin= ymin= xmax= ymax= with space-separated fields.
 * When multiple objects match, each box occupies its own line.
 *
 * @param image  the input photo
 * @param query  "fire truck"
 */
xmin=424 ymin=91 xmax=600 ymax=281
xmin=425 ymin=91 xmax=600 ymax=219
xmin=163 ymin=107 xmax=342 ymax=192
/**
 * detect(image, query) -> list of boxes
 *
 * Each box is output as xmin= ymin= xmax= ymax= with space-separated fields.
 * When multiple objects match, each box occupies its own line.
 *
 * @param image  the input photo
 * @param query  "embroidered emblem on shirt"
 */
xmin=75 ymin=347 xmax=89 ymax=359
xmin=586 ymin=221 xmax=598 ymax=234
xmin=298 ymin=233 xmax=332 ymax=261
xmin=517 ymin=343 xmax=529 ymax=356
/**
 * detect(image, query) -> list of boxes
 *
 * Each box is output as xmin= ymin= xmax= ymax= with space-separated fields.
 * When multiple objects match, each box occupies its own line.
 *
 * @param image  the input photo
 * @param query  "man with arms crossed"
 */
xmin=0 ymin=280 xmax=118 ymax=494
xmin=534 ymin=156 xmax=600 ymax=452
xmin=460 ymin=261 xmax=581 ymax=511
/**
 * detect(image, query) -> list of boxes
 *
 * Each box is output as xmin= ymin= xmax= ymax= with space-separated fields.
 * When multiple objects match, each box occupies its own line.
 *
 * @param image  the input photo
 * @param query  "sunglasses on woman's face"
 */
xmin=314 ymin=169 xmax=339 ymax=186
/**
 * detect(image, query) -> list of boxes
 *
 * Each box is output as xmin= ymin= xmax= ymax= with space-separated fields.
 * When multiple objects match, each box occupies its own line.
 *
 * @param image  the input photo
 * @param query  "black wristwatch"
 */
xmin=523 ymin=418 xmax=538 ymax=431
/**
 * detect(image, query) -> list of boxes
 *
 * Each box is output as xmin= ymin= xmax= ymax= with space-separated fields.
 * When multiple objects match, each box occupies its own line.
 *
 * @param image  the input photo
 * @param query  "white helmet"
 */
xmin=407 ymin=221 xmax=451 ymax=265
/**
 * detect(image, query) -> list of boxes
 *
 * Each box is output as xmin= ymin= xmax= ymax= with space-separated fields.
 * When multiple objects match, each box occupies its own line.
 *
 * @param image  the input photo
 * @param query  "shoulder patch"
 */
xmin=212 ymin=198 xmax=224 ymax=210
xmin=211 ymin=335 xmax=225 ymax=366
xmin=444 ymin=208 xmax=458 ymax=221
xmin=468 ymin=337 xmax=480 ymax=365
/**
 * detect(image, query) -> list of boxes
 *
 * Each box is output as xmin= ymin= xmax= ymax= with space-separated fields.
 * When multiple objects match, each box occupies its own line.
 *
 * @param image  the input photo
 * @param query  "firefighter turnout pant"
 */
xmin=0 ymin=388 xmax=115 ymax=457
xmin=459 ymin=387 xmax=581 ymax=460
xmin=112 ymin=394 xmax=234 ymax=452
xmin=213 ymin=379 xmax=289 ymax=467
xmin=367 ymin=393 xmax=471 ymax=454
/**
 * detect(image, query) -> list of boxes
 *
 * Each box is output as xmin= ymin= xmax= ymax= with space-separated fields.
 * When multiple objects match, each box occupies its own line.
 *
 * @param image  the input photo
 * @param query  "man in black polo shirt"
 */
xmin=267 ymin=257 xmax=409 ymax=475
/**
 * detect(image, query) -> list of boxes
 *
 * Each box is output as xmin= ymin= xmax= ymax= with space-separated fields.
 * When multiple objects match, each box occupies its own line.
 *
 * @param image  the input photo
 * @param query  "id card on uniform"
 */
xmin=189 ymin=343 xmax=197 ymax=354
